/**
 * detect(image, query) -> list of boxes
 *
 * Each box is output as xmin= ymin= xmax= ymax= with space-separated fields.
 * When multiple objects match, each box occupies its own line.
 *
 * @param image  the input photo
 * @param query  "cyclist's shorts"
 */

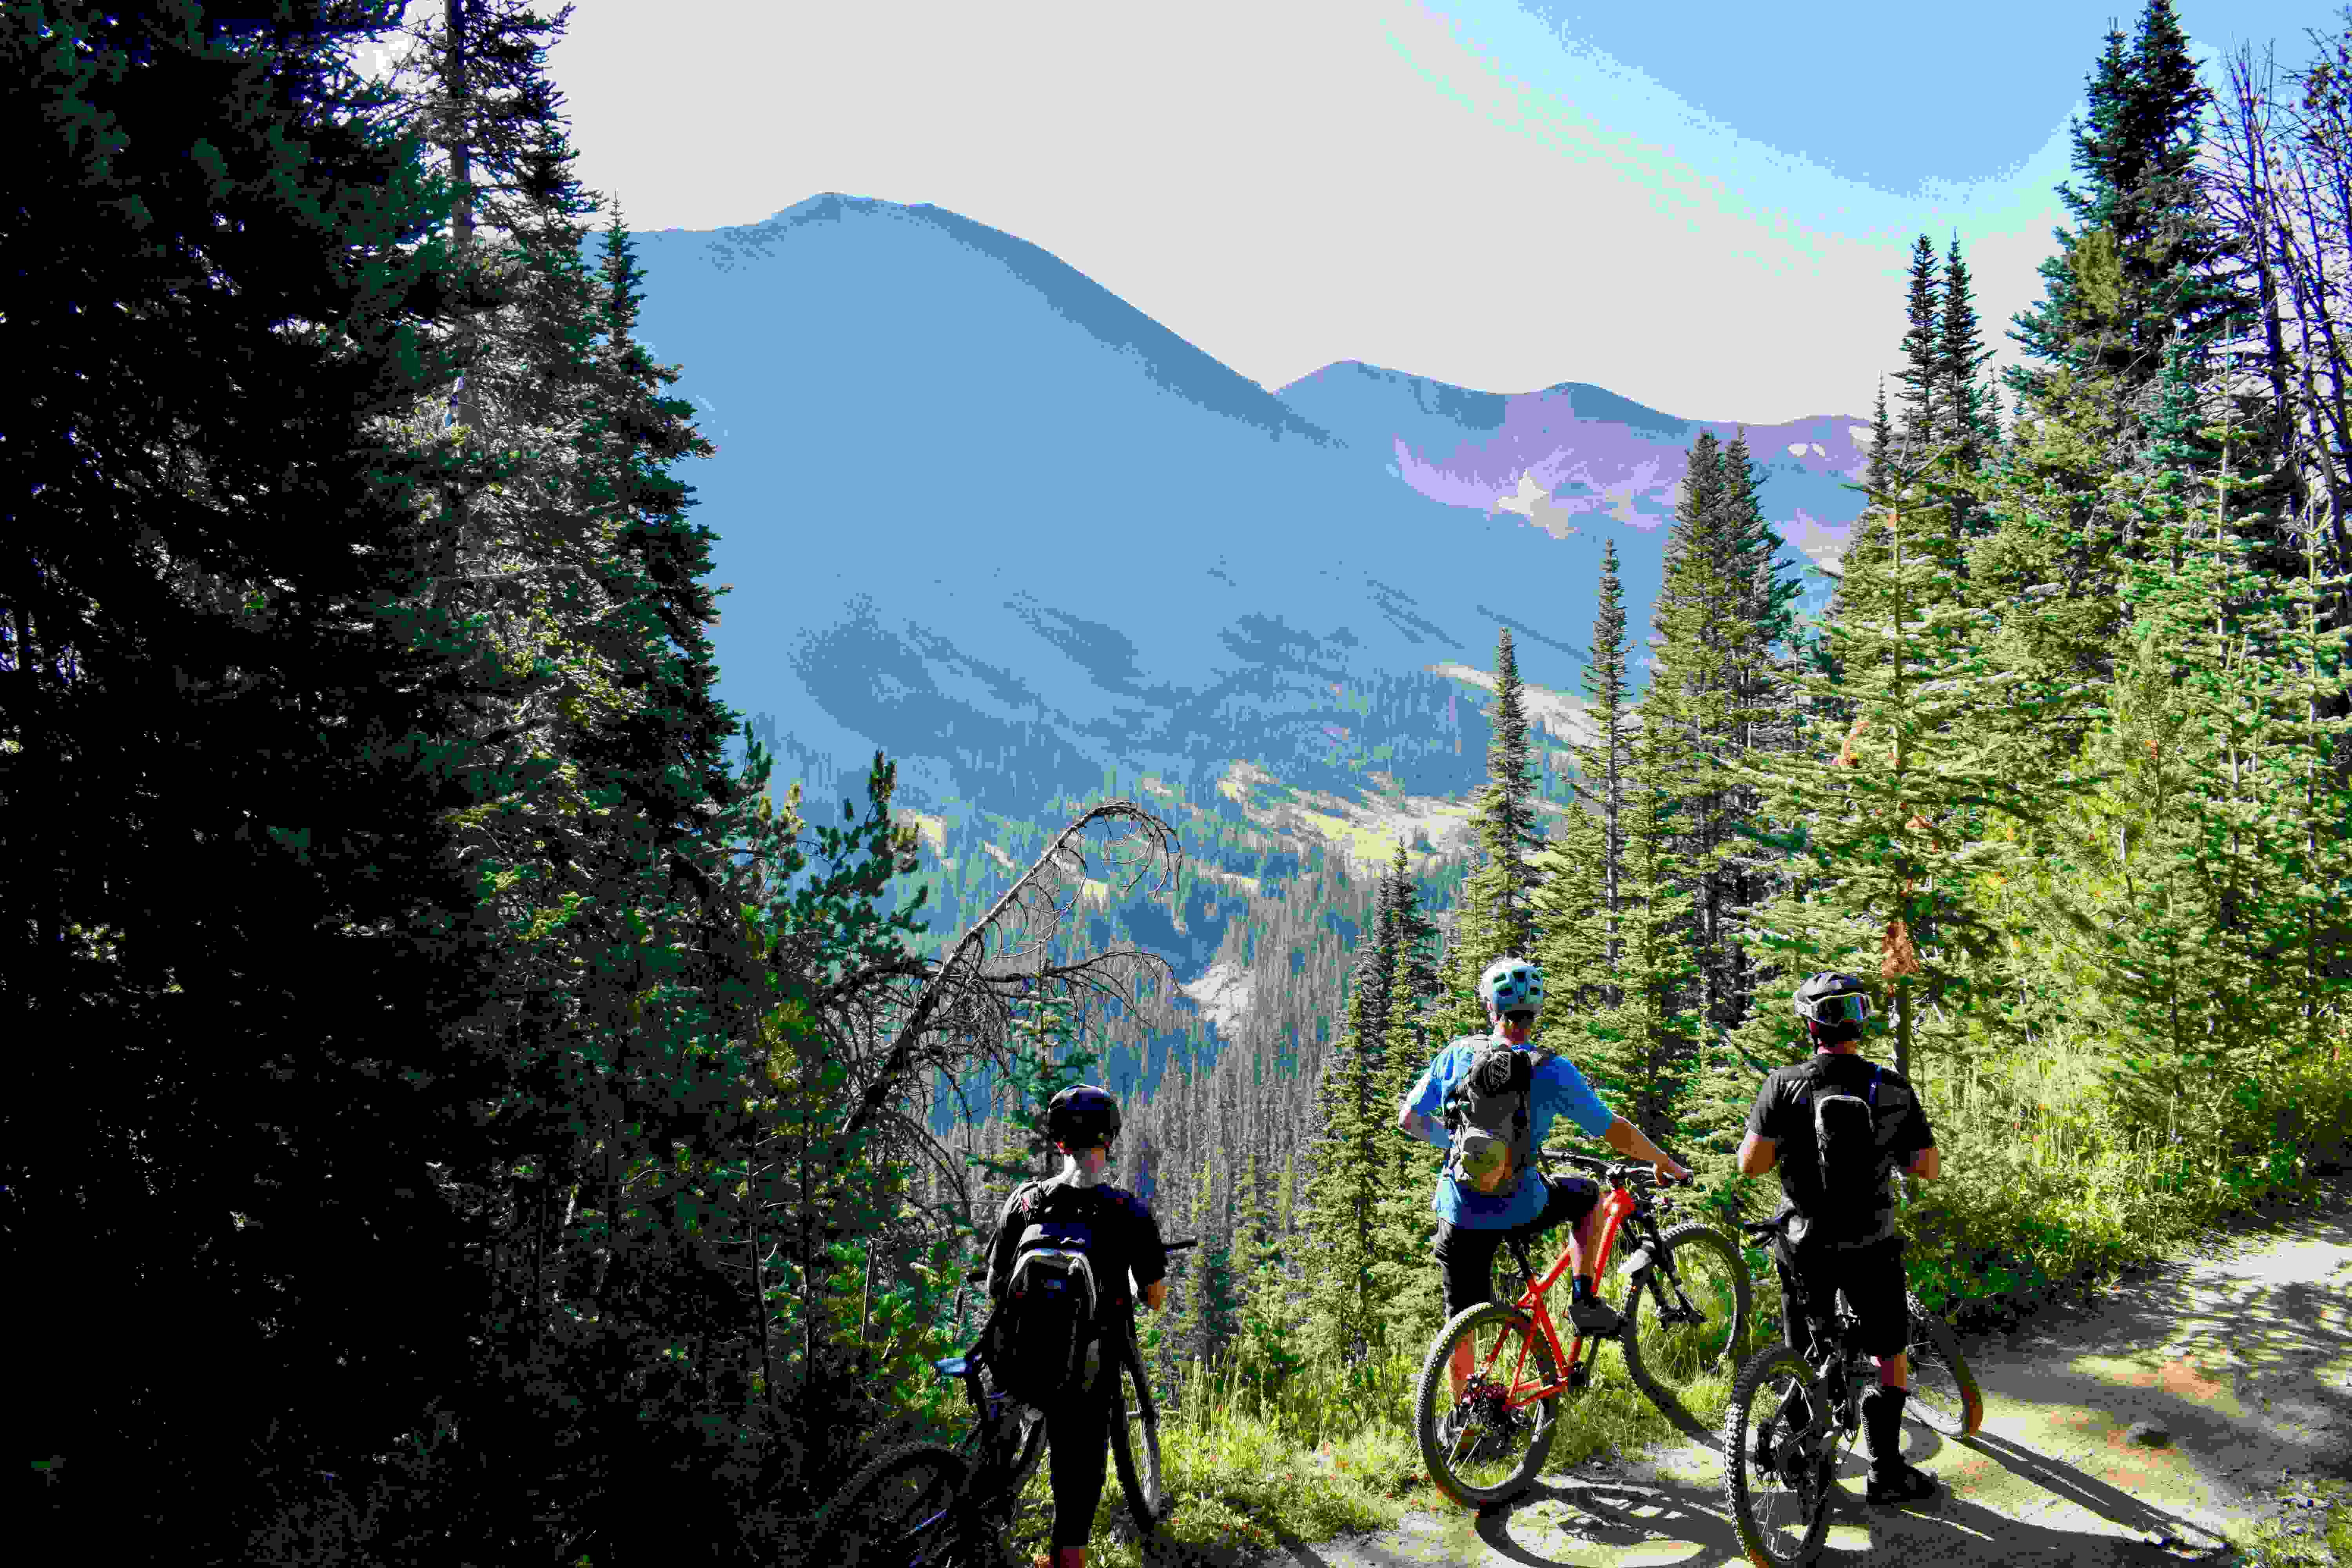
xmin=1775 ymin=1235 xmax=1907 ymax=1359
xmin=1432 ymin=1174 xmax=1601 ymax=1318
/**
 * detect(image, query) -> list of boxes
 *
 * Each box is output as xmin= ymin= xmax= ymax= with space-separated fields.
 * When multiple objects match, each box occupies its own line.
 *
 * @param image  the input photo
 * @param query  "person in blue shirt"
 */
xmin=1396 ymin=956 xmax=1689 ymax=1401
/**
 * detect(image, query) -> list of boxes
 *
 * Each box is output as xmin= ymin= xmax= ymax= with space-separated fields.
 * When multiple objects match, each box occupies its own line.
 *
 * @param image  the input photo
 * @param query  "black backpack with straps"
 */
xmin=983 ymin=1178 xmax=1109 ymax=1405
xmin=1790 ymin=1063 xmax=1896 ymax=1250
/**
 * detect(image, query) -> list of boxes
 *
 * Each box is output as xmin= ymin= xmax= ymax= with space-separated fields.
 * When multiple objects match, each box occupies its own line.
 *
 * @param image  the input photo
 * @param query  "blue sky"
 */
xmin=366 ymin=1 xmax=2330 ymax=425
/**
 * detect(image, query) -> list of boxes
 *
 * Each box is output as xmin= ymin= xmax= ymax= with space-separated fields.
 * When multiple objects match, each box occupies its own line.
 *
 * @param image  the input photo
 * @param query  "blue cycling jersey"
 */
xmin=1404 ymin=1036 xmax=1615 ymax=1229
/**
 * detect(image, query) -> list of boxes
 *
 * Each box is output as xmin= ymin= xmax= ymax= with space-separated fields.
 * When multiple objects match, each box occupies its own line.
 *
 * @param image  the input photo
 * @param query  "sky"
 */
xmin=361 ymin=0 xmax=2330 ymax=425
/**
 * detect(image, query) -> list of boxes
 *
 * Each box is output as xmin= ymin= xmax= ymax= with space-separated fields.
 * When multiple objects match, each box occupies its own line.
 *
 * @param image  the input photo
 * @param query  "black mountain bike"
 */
xmin=1719 ymin=1218 xmax=1981 ymax=1567
xmin=1414 ymin=1152 xmax=1751 ymax=1510
xmin=821 ymin=1238 xmax=1197 ymax=1567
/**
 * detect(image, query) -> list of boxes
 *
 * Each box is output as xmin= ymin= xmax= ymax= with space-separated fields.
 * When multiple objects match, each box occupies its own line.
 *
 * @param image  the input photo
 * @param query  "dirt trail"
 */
xmin=1230 ymin=1200 xmax=2352 ymax=1567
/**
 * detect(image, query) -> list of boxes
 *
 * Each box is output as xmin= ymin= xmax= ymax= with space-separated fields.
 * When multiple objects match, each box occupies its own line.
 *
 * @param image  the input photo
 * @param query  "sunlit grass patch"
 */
xmin=2231 ymin=1476 xmax=2352 ymax=1567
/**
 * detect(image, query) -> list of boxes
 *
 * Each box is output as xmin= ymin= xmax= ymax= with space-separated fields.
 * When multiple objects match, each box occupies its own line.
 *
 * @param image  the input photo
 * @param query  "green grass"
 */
xmin=2231 ymin=1478 xmax=2352 ymax=1568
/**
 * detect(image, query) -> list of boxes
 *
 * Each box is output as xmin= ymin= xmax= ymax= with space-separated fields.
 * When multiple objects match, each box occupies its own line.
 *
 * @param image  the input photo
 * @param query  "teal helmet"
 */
xmin=1478 ymin=956 xmax=1544 ymax=1020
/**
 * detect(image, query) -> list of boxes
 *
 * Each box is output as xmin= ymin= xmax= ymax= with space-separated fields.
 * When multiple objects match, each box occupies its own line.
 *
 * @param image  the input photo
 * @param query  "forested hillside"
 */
xmin=11 ymin=3 xmax=2352 ymax=1565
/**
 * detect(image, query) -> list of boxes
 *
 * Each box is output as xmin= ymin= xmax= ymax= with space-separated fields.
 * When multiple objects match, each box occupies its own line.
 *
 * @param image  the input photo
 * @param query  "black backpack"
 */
xmin=1439 ymin=1039 xmax=1555 ymax=1198
xmin=985 ymin=1180 xmax=1107 ymax=1405
xmin=1793 ymin=1065 xmax=1890 ymax=1249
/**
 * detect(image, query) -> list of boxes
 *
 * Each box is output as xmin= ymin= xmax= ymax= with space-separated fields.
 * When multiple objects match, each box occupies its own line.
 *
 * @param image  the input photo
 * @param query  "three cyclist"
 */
xmin=980 ymin=1085 xmax=1169 ymax=1568
xmin=1737 ymin=970 xmax=1944 ymax=1508
xmin=1396 ymin=956 xmax=1690 ymax=1401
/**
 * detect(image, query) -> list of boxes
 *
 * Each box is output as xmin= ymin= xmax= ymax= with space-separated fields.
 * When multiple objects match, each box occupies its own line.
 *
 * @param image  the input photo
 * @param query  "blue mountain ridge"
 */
xmin=615 ymin=194 xmax=1867 ymax=825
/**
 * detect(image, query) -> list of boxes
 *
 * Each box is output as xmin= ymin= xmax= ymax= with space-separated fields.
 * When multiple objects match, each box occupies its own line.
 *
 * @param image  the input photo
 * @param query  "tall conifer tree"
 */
xmin=1896 ymin=235 xmax=1942 ymax=462
xmin=1570 ymin=540 xmax=1632 ymax=993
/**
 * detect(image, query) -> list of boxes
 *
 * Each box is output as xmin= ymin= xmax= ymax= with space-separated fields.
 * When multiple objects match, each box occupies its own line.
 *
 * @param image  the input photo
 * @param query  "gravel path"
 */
xmin=1202 ymin=1196 xmax=2352 ymax=1568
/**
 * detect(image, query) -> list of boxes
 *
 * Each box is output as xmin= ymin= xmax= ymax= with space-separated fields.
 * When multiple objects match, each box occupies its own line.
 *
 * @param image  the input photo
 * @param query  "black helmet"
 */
xmin=1793 ymin=972 xmax=1872 ymax=1036
xmin=1046 ymin=1085 xmax=1121 ymax=1149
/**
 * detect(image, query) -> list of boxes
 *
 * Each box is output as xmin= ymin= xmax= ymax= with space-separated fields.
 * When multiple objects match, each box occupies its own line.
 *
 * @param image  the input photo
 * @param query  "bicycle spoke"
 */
xmin=1902 ymin=1295 xmax=1982 ymax=1438
xmin=1417 ymin=1300 xmax=1560 ymax=1510
xmin=1622 ymin=1224 xmax=1750 ymax=1403
xmin=1722 ymin=1347 xmax=1834 ymax=1568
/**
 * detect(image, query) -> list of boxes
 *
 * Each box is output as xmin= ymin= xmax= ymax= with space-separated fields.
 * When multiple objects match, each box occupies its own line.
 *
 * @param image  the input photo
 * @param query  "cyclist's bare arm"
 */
xmin=1141 ymin=1278 xmax=1167 ymax=1312
xmin=1903 ymin=1145 xmax=1940 ymax=1180
xmin=1602 ymin=1116 xmax=1690 ymax=1182
xmin=1396 ymin=1103 xmax=1445 ymax=1145
xmin=1736 ymin=1131 xmax=1776 ymax=1177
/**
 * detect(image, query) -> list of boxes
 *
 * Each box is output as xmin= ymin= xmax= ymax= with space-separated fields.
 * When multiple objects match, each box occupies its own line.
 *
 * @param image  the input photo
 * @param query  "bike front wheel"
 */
xmin=1107 ymin=1333 xmax=1166 ymax=1539
xmin=1902 ymin=1292 xmax=1983 ymax=1437
xmin=1620 ymin=1221 xmax=1751 ymax=1402
xmin=820 ymin=1441 xmax=978 ymax=1568
xmin=1414 ymin=1299 xmax=1562 ymax=1510
xmin=1721 ymin=1345 xmax=1836 ymax=1568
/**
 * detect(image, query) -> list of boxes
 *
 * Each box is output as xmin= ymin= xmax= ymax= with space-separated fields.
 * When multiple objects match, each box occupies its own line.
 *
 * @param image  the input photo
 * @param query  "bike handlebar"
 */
xmin=1544 ymin=1149 xmax=1687 ymax=1187
xmin=962 ymin=1235 xmax=1198 ymax=1287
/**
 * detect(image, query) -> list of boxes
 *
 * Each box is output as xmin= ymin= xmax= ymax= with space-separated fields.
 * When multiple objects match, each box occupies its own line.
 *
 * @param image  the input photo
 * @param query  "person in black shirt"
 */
xmin=1736 ymin=971 xmax=1943 ymax=1508
xmin=982 ymin=1085 xmax=1167 ymax=1568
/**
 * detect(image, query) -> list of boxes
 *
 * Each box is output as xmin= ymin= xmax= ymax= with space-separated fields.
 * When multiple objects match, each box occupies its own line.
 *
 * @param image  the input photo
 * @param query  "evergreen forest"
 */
xmin=12 ymin=2 xmax=2352 ymax=1563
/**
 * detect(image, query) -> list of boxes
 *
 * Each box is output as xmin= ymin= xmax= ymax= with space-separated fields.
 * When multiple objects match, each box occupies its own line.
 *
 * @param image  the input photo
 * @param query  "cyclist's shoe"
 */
xmin=1866 ymin=1462 xmax=1941 ymax=1507
xmin=1567 ymin=1296 xmax=1623 ymax=1336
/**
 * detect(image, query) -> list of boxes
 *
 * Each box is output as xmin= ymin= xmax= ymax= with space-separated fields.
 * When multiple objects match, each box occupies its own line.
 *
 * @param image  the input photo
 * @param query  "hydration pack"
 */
xmin=1440 ymin=1040 xmax=1554 ymax=1198
xmin=985 ymin=1180 xmax=1105 ymax=1406
xmin=1796 ymin=1065 xmax=1889 ymax=1249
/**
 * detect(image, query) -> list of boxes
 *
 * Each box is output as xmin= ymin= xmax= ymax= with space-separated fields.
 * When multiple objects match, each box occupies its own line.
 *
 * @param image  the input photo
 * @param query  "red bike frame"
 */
xmin=1473 ymin=1182 xmax=1639 ymax=1410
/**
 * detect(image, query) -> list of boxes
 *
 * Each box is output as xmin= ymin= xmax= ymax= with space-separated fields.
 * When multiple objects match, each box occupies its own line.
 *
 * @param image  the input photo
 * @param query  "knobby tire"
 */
xmin=1107 ymin=1329 xmax=1166 ymax=1539
xmin=1721 ymin=1345 xmax=1837 ymax=1568
xmin=1618 ymin=1222 xmax=1751 ymax=1404
xmin=1902 ymin=1292 xmax=1983 ymax=1437
xmin=1414 ymin=1299 xmax=1562 ymax=1510
xmin=822 ymin=1441 xmax=980 ymax=1568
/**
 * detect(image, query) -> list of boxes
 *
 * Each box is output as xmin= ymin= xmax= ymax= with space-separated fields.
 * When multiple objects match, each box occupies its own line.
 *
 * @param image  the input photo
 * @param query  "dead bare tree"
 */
xmin=838 ymin=797 xmax=1185 ymax=1154
xmin=2213 ymin=27 xmax=2352 ymax=603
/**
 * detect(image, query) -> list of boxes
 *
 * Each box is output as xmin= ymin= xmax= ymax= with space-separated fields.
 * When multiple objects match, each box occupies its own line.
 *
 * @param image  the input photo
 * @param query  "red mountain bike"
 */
xmin=1414 ymin=1152 xmax=1751 ymax=1509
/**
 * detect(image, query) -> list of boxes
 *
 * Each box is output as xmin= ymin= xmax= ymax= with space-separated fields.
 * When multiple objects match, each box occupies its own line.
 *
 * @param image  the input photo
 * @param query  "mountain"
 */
xmin=618 ymin=193 xmax=1868 ymax=848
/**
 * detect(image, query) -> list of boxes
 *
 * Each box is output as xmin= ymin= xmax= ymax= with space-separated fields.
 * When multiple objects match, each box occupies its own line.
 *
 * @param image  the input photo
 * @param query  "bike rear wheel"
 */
xmin=1902 ymin=1292 xmax=1983 ymax=1437
xmin=1414 ymin=1299 xmax=1563 ymax=1510
xmin=820 ymin=1441 xmax=980 ymax=1568
xmin=1107 ymin=1330 xmax=1166 ymax=1539
xmin=1721 ymin=1345 xmax=1835 ymax=1568
xmin=1620 ymin=1222 xmax=1751 ymax=1402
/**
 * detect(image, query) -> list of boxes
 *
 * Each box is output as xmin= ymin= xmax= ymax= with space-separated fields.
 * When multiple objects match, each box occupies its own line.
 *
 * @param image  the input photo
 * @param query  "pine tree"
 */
xmin=2018 ymin=346 xmax=2352 ymax=1142
xmin=1230 ymin=1151 xmax=1307 ymax=1413
xmin=1301 ymin=874 xmax=1394 ymax=1368
xmin=1728 ymin=457 xmax=2066 ymax=1089
xmin=7 ymin=4 xmax=528 ymax=1548
xmin=1529 ymin=800 xmax=1611 ymax=1018
xmin=1367 ymin=858 xmax=1451 ymax=1361
xmin=2009 ymin=4 xmax=2236 ymax=443
xmin=1938 ymin=233 xmax=1997 ymax=464
xmin=1437 ymin=628 xmax=1548 ymax=1038
xmin=1566 ymin=717 xmax=1702 ymax=1136
xmin=1570 ymin=540 xmax=1632 ymax=993
xmin=1896 ymin=234 xmax=1942 ymax=463
xmin=1647 ymin=429 xmax=1782 ymax=1039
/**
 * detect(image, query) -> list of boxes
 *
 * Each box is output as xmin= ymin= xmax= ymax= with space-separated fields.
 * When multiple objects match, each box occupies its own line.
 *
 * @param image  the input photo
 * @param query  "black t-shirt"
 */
xmin=1745 ymin=1052 xmax=1935 ymax=1247
xmin=984 ymin=1173 xmax=1166 ymax=1320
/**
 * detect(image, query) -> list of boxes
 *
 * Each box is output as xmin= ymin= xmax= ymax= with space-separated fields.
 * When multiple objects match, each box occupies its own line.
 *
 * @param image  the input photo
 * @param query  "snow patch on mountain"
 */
xmin=1179 ymin=959 xmax=1256 ymax=1037
xmin=1426 ymin=661 xmax=1597 ymax=749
